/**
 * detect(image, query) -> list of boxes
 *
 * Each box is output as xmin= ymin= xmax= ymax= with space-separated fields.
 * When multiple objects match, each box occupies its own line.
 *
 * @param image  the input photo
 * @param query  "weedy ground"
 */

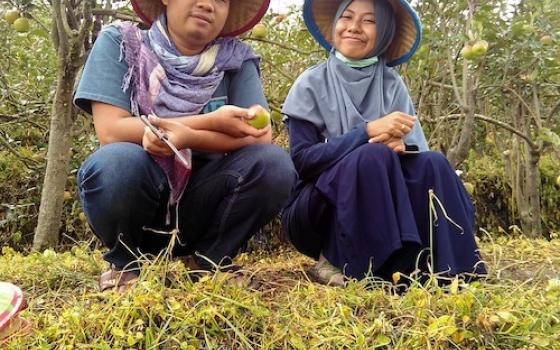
xmin=1 ymin=236 xmax=559 ymax=349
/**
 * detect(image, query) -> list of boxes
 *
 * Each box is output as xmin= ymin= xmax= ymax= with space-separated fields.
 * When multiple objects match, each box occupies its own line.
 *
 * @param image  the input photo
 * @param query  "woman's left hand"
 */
xmin=368 ymin=133 xmax=405 ymax=153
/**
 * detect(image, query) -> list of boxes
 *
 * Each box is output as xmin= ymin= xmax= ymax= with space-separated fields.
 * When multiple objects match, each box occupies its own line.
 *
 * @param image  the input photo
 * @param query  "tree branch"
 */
xmin=446 ymin=49 xmax=466 ymax=108
xmin=547 ymin=101 xmax=560 ymax=123
xmin=92 ymin=9 xmax=141 ymax=22
xmin=52 ymin=0 xmax=69 ymax=54
xmin=431 ymin=113 xmax=539 ymax=150
xmin=0 ymin=132 xmax=41 ymax=170
xmin=245 ymin=37 xmax=324 ymax=56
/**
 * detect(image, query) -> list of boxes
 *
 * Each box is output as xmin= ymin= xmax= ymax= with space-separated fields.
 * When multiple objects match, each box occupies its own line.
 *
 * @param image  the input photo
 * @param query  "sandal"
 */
xmin=99 ymin=270 xmax=139 ymax=293
xmin=0 ymin=316 xmax=31 ymax=344
xmin=312 ymin=255 xmax=346 ymax=287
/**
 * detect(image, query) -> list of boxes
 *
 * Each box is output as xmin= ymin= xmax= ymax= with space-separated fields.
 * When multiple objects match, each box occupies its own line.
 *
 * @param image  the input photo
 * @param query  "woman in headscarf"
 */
xmin=74 ymin=0 xmax=297 ymax=292
xmin=282 ymin=0 xmax=486 ymax=286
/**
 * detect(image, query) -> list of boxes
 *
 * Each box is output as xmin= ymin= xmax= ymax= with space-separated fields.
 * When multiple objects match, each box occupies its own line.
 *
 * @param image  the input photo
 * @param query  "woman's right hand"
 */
xmin=211 ymin=105 xmax=269 ymax=138
xmin=366 ymin=112 xmax=417 ymax=139
xmin=142 ymin=116 xmax=191 ymax=157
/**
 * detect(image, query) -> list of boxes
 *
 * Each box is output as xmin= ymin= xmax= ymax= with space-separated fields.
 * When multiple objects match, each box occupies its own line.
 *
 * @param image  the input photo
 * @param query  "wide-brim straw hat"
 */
xmin=303 ymin=0 xmax=422 ymax=66
xmin=131 ymin=0 xmax=271 ymax=37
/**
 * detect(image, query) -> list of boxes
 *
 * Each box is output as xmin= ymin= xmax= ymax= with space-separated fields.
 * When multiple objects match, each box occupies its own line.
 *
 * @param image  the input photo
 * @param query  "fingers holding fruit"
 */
xmin=246 ymin=105 xmax=271 ymax=129
xmin=214 ymin=105 xmax=270 ymax=138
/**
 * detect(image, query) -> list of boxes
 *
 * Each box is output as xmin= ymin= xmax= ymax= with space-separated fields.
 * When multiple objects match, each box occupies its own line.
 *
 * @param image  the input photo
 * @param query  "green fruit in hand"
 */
xmin=247 ymin=107 xmax=270 ymax=129
xmin=4 ymin=10 xmax=19 ymax=24
xmin=471 ymin=40 xmax=489 ymax=56
xmin=13 ymin=17 xmax=30 ymax=33
xmin=464 ymin=182 xmax=475 ymax=195
xmin=540 ymin=35 xmax=553 ymax=45
xmin=461 ymin=45 xmax=476 ymax=60
xmin=252 ymin=23 xmax=267 ymax=39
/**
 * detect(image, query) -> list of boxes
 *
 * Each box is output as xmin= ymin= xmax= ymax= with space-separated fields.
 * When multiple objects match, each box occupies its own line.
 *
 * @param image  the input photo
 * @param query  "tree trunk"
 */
xmin=523 ymin=147 xmax=541 ymax=237
xmin=33 ymin=64 xmax=78 ymax=250
xmin=447 ymin=75 xmax=476 ymax=167
xmin=33 ymin=0 xmax=93 ymax=250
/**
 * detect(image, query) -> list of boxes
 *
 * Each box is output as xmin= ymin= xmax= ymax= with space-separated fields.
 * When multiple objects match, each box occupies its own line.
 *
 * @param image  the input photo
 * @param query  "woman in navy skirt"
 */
xmin=281 ymin=0 xmax=487 ymax=286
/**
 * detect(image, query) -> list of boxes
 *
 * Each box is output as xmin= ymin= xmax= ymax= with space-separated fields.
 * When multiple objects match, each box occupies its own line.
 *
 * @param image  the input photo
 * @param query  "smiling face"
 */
xmin=333 ymin=0 xmax=377 ymax=60
xmin=162 ymin=0 xmax=230 ymax=55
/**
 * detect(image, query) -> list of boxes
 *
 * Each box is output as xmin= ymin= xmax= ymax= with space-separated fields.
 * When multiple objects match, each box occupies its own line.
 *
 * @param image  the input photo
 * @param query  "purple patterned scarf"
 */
xmin=114 ymin=15 xmax=259 ymax=221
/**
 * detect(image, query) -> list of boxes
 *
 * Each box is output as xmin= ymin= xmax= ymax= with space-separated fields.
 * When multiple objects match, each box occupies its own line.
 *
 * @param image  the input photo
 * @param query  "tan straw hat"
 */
xmin=303 ymin=0 xmax=422 ymax=66
xmin=131 ymin=0 xmax=271 ymax=37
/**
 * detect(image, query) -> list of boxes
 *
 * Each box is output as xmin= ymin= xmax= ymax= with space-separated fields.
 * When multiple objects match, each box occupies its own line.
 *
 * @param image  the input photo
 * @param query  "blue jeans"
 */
xmin=77 ymin=142 xmax=297 ymax=271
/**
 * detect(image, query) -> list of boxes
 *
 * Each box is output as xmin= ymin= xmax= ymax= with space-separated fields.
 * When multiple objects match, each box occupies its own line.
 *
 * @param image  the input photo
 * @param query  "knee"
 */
xmin=244 ymin=144 xmax=297 ymax=200
xmin=350 ymin=143 xmax=397 ymax=171
xmin=418 ymin=151 xmax=452 ymax=172
xmin=78 ymin=142 xmax=160 ymax=194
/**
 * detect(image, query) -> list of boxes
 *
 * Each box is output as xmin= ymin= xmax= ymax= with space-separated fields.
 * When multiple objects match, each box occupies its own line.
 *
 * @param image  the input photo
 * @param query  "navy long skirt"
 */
xmin=282 ymin=143 xmax=487 ymax=280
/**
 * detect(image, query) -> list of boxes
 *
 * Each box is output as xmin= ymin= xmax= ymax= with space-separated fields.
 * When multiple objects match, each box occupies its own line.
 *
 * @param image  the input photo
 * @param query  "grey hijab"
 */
xmin=282 ymin=0 xmax=428 ymax=150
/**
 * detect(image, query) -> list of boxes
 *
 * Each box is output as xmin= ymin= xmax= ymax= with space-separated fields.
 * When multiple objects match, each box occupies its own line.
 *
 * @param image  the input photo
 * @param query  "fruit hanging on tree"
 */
xmin=13 ymin=17 xmax=30 ymax=33
xmin=252 ymin=23 xmax=267 ymax=40
xmin=4 ymin=9 xmax=20 ymax=24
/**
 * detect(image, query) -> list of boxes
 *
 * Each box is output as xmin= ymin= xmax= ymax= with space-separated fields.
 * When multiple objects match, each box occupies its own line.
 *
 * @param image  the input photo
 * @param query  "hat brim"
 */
xmin=131 ymin=0 xmax=270 ymax=37
xmin=303 ymin=0 xmax=422 ymax=66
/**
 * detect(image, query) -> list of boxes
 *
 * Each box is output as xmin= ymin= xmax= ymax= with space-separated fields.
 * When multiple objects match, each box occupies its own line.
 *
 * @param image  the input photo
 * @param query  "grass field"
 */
xmin=1 ymin=236 xmax=559 ymax=349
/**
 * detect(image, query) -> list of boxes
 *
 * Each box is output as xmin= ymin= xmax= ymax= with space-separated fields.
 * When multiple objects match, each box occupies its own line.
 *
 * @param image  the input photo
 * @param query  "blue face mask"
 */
xmin=335 ymin=50 xmax=378 ymax=68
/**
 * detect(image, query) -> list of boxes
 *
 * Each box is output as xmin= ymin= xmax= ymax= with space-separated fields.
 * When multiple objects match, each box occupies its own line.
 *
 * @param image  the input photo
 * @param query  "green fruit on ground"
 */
xmin=464 ymin=182 xmax=475 ymax=195
xmin=271 ymin=111 xmax=283 ymax=123
xmin=13 ymin=17 xmax=30 ymax=33
xmin=471 ymin=40 xmax=489 ymax=56
xmin=252 ymin=23 xmax=267 ymax=39
xmin=461 ymin=45 xmax=476 ymax=60
xmin=4 ymin=9 xmax=19 ymax=24
xmin=556 ymin=175 xmax=560 ymax=187
xmin=540 ymin=35 xmax=553 ymax=45
xmin=247 ymin=106 xmax=270 ymax=129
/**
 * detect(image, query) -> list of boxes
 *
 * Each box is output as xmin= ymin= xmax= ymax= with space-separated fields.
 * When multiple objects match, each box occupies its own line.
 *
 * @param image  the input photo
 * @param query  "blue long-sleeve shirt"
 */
xmin=287 ymin=118 xmax=369 ymax=182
